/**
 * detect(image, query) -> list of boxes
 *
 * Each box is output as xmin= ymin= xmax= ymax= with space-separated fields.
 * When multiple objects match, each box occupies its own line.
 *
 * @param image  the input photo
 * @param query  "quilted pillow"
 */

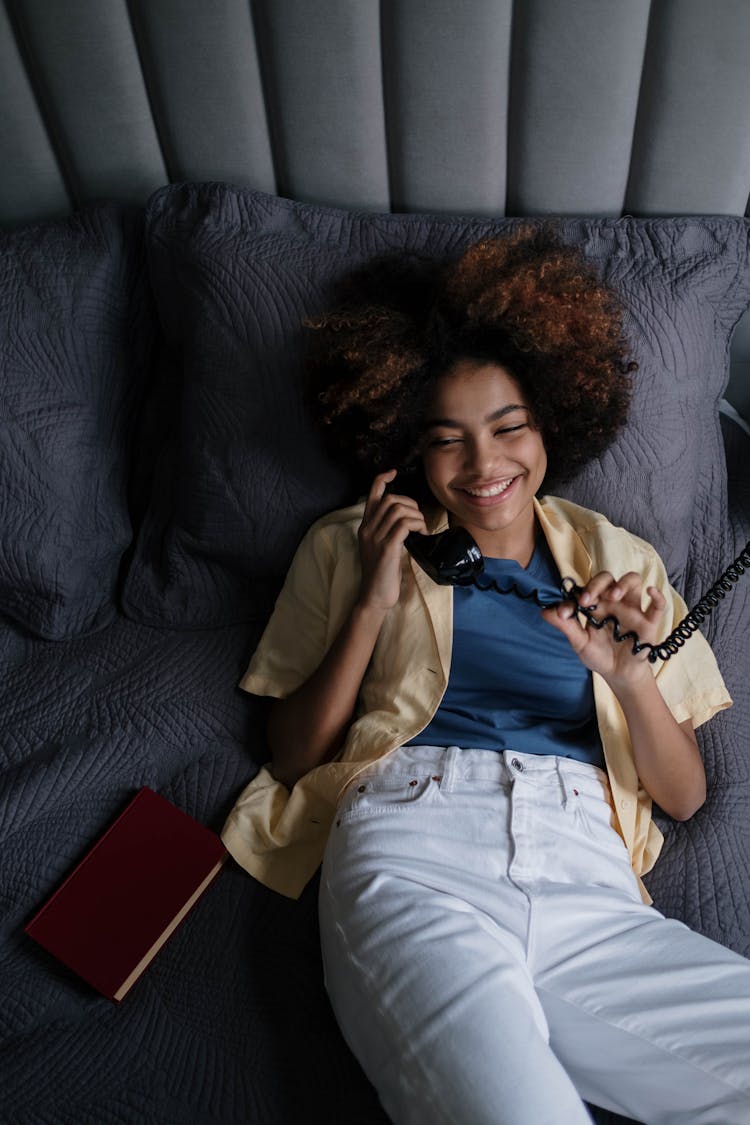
xmin=122 ymin=182 xmax=750 ymax=627
xmin=0 ymin=204 xmax=155 ymax=639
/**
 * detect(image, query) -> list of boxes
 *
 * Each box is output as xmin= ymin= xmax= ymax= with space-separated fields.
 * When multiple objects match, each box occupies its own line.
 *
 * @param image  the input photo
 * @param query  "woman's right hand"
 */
xmin=357 ymin=469 xmax=428 ymax=611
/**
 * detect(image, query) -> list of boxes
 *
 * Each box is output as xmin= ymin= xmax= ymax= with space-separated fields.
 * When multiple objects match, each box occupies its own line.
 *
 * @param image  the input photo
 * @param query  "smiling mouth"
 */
xmin=461 ymin=477 xmax=518 ymax=498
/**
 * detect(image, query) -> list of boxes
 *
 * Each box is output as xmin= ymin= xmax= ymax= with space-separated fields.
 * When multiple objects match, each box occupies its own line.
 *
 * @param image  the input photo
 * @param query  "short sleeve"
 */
xmin=643 ymin=545 xmax=733 ymax=729
xmin=239 ymin=509 xmax=361 ymax=699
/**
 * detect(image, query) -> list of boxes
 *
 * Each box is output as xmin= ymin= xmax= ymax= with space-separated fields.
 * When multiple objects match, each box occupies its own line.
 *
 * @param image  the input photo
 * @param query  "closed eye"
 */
xmin=495 ymin=424 xmax=527 ymax=435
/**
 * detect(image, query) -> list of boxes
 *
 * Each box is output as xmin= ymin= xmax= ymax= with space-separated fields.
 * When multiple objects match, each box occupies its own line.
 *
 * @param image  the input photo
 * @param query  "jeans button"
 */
xmin=511 ymin=757 xmax=524 ymax=772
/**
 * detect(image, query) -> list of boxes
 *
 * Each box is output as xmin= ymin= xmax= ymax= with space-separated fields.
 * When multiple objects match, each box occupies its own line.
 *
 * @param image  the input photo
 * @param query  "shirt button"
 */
xmin=620 ymin=799 xmax=630 ymax=810
xmin=511 ymin=757 xmax=524 ymax=772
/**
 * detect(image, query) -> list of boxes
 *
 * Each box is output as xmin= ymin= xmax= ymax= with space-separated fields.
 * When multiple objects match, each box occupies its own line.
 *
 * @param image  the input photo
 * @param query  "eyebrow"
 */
xmin=425 ymin=404 xmax=529 ymax=429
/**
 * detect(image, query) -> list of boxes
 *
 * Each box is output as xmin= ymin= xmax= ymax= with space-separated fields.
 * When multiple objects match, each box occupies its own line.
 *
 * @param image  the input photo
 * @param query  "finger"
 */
xmin=362 ymin=495 xmax=422 ymax=543
xmin=604 ymin=572 xmax=642 ymax=604
xmin=362 ymin=469 xmax=397 ymax=522
xmin=541 ymin=603 xmax=588 ymax=654
xmin=373 ymin=504 xmax=428 ymax=545
xmin=578 ymin=571 xmax=615 ymax=607
xmin=644 ymin=585 xmax=668 ymax=622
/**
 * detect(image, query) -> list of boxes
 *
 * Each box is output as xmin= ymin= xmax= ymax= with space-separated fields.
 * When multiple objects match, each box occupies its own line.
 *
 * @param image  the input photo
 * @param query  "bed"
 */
xmin=2 ymin=4 xmax=749 ymax=1124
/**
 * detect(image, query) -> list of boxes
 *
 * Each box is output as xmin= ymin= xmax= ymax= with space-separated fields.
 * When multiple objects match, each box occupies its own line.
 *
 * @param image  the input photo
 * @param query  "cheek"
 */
xmin=422 ymin=445 xmax=458 ymax=486
xmin=420 ymin=457 xmax=455 ymax=506
xmin=421 ymin=451 xmax=445 ymax=486
xmin=421 ymin=465 xmax=443 ymax=501
xmin=527 ymin=435 xmax=548 ymax=478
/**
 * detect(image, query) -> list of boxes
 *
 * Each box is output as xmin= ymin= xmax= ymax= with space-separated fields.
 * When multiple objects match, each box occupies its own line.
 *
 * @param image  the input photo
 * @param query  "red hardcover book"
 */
xmin=24 ymin=787 xmax=227 ymax=1002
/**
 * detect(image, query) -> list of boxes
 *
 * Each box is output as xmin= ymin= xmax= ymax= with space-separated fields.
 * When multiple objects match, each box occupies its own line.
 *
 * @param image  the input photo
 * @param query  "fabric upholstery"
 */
xmin=3 ymin=0 xmax=749 ymax=415
xmin=127 ymin=0 xmax=276 ymax=193
xmin=625 ymin=0 xmax=750 ymax=216
xmin=4 ymin=0 xmax=750 ymax=223
xmin=0 ymin=203 xmax=155 ymax=639
xmin=6 ymin=0 xmax=166 ymax=207
xmin=506 ymin=0 xmax=650 ymax=215
xmin=0 ymin=0 xmax=70 ymax=223
xmin=122 ymin=182 xmax=750 ymax=632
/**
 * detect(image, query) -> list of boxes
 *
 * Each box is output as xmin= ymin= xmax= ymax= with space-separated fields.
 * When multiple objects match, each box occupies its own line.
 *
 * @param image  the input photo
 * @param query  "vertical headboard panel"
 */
xmin=253 ymin=0 xmax=390 ymax=212
xmin=381 ymin=0 xmax=512 ymax=215
xmin=0 ymin=1 xmax=70 ymax=223
xmin=625 ymin=0 xmax=750 ymax=216
xmin=506 ymin=0 xmax=650 ymax=216
xmin=128 ymin=0 xmax=276 ymax=194
xmin=3 ymin=0 xmax=750 ymax=223
xmin=7 ymin=0 xmax=167 ymax=209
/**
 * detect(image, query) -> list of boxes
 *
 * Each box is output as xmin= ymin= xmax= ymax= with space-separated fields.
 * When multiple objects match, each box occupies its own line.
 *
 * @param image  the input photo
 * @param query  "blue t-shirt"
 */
xmin=408 ymin=534 xmax=605 ymax=768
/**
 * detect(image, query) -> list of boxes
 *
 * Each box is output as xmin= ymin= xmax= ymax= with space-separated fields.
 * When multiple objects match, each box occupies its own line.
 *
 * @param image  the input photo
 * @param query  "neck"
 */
xmin=448 ymin=514 xmax=538 ymax=567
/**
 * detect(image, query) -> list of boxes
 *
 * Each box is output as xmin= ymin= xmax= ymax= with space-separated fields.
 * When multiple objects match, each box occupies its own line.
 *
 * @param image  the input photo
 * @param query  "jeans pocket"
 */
xmin=563 ymin=775 xmax=630 ymax=861
xmin=336 ymin=772 xmax=439 ymax=825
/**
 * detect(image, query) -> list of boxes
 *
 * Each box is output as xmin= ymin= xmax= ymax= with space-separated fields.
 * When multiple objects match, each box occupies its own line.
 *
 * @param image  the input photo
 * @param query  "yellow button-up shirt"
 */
xmin=221 ymin=495 xmax=731 ymax=902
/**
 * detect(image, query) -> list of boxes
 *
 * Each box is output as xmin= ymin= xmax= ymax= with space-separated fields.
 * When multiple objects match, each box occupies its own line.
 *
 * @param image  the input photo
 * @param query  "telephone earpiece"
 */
xmin=387 ymin=469 xmax=484 ymax=586
xmin=405 ymin=529 xmax=484 ymax=586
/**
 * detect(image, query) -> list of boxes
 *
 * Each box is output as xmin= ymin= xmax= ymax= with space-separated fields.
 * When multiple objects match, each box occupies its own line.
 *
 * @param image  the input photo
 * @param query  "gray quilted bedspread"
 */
xmin=0 ymin=614 xmax=389 ymax=1124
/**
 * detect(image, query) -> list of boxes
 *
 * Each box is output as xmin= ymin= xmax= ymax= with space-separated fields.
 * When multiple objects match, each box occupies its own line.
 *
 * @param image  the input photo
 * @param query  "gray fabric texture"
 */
xmin=121 ymin=183 xmax=750 ymax=631
xmin=7 ymin=0 xmax=166 ymax=206
xmin=127 ymin=0 xmax=276 ymax=192
xmin=0 ymin=203 xmax=155 ymax=639
xmin=625 ymin=0 xmax=750 ymax=216
xmin=506 ymin=0 xmax=651 ymax=215
xmin=3 ymin=0 xmax=750 ymax=225
xmin=0 ymin=188 xmax=748 ymax=1125
xmin=7 ymin=0 xmax=750 ymax=412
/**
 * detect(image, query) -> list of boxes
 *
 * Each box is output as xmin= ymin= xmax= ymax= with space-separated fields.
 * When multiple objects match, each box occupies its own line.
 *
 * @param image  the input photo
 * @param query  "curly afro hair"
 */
xmin=305 ymin=224 xmax=635 ymax=498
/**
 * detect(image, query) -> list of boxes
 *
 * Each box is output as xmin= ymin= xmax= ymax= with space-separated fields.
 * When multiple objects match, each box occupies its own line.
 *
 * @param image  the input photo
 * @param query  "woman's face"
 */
xmin=420 ymin=359 xmax=548 ymax=562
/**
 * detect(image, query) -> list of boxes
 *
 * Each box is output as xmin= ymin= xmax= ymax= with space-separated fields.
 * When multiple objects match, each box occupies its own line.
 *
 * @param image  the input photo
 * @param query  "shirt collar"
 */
xmin=533 ymin=496 xmax=592 ymax=589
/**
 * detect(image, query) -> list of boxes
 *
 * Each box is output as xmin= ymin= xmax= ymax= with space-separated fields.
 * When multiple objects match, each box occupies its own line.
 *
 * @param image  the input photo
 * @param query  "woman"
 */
xmin=222 ymin=228 xmax=750 ymax=1124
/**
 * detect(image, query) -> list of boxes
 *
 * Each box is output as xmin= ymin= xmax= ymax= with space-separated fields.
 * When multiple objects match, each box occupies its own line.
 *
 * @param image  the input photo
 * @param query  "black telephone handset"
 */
xmin=404 ymin=528 xmax=484 ymax=587
xmin=403 ymin=526 xmax=750 ymax=664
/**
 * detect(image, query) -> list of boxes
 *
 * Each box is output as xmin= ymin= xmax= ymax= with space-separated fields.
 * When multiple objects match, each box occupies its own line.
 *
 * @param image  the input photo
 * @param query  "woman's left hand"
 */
xmin=540 ymin=571 xmax=668 ymax=688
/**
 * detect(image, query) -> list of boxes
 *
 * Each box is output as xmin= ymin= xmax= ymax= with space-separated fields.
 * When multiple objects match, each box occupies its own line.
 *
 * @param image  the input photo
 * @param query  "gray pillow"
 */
xmin=121 ymin=182 xmax=750 ymax=627
xmin=0 ymin=204 xmax=155 ymax=639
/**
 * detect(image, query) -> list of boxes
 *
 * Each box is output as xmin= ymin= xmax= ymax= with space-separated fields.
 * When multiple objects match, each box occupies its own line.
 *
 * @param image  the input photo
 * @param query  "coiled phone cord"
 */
xmin=474 ymin=539 xmax=750 ymax=663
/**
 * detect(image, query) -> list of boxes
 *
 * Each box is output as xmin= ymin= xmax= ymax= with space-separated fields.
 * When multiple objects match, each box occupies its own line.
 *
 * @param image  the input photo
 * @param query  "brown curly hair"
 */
xmin=305 ymin=225 xmax=635 ymax=497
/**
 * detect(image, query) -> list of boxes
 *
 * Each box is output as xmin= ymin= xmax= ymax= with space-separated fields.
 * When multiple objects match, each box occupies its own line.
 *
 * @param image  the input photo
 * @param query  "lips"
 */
xmin=455 ymin=475 xmax=523 ymax=508
xmin=462 ymin=477 xmax=517 ymax=498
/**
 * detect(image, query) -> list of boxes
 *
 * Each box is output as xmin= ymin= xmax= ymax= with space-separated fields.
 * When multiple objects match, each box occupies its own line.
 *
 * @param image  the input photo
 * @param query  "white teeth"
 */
xmin=464 ymin=478 xmax=515 ymax=497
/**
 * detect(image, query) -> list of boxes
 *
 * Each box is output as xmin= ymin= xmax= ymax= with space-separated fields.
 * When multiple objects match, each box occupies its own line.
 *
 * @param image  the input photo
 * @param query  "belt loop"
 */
xmin=438 ymin=746 xmax=461 ymax=793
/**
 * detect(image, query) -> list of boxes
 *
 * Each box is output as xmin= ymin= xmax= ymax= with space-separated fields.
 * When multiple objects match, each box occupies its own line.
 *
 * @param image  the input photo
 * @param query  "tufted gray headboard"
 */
xmin=3 ymin=0 xmax=750 ymax=414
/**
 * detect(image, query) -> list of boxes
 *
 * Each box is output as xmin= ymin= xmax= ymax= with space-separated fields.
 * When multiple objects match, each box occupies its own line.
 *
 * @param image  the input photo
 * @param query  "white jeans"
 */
xmin=318 ymin=745 xmax=750 ymax=1125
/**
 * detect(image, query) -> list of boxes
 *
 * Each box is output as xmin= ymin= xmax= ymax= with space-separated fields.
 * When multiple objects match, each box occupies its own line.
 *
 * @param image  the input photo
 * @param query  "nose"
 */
xmin=464 ymin=435 xmax=504 ymax=477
